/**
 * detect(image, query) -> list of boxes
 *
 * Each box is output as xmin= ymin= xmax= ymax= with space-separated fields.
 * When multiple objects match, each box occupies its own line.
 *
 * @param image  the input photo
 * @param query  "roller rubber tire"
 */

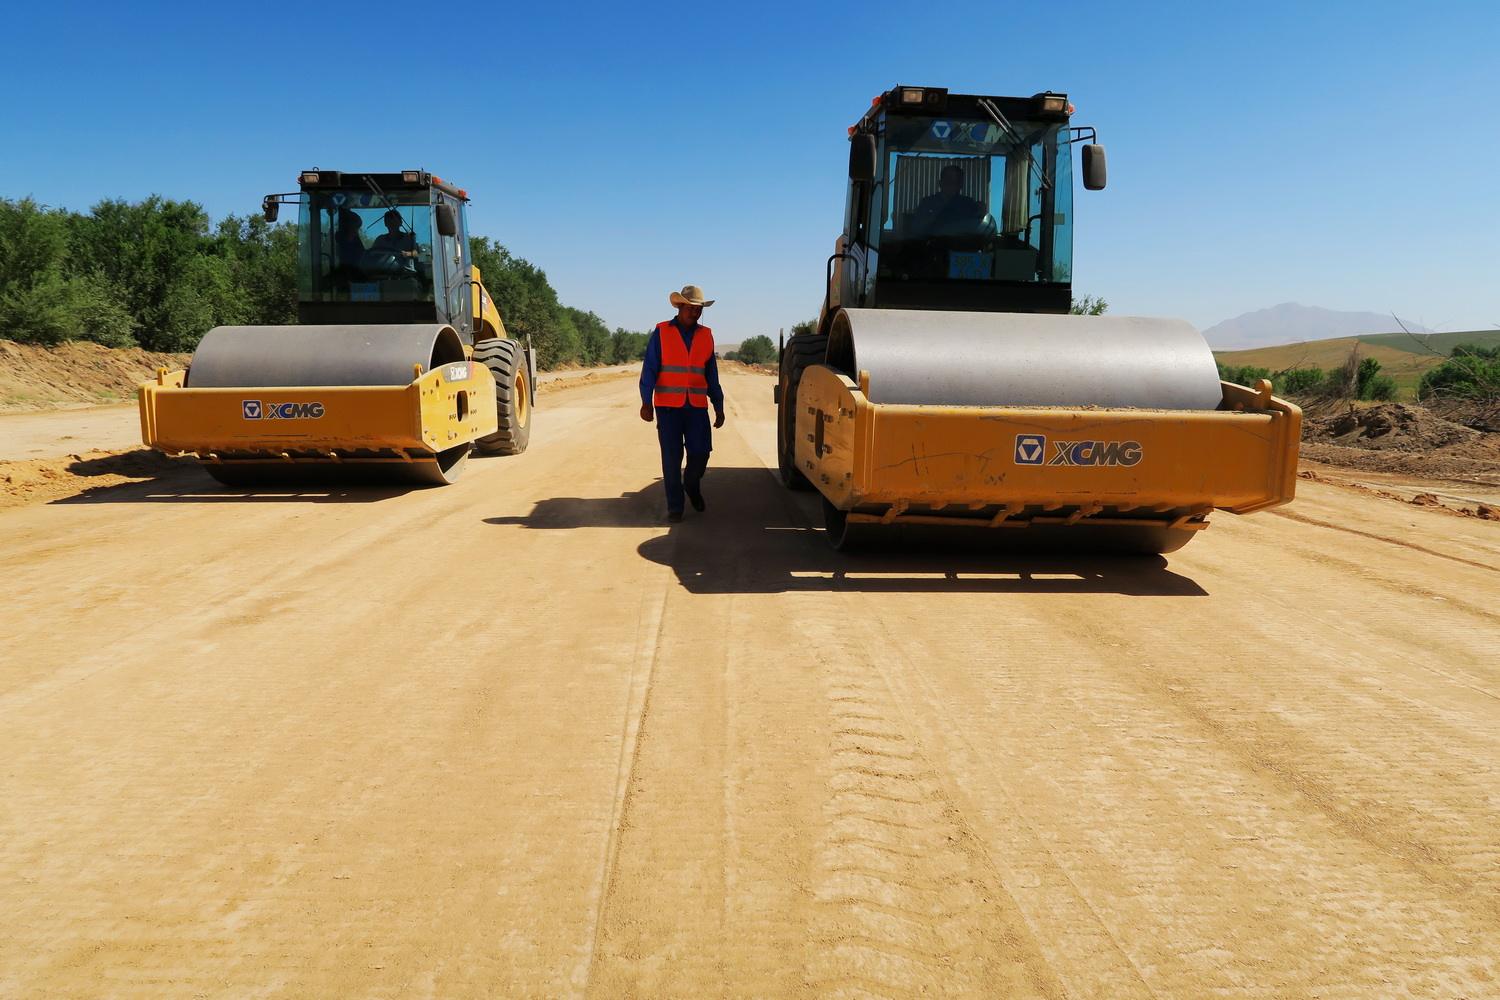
xmin=474 ymin=338 xmax=532 ymax=455
xmin=777 ymin=333 xmax=828 ymax=490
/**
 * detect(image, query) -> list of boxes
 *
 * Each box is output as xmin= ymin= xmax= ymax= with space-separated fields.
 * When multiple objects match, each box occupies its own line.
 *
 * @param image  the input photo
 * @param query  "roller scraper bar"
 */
xmin=828 ymin=309 xmax=1224 ymax=410
xmin=186 ymin=324 xmax=467 ymax=388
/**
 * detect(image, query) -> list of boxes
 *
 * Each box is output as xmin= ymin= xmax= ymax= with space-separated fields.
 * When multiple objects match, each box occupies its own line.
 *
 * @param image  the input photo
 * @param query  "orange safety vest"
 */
xmin=652 ymin=320 xmax=714 ymax=409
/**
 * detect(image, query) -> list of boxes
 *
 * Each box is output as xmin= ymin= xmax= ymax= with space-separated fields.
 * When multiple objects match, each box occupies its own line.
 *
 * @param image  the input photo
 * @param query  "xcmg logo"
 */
xmin=241 ymin=400 xmax=325 ymax=420
xmin=1014 ymin=434 xmax=1143 ymax=467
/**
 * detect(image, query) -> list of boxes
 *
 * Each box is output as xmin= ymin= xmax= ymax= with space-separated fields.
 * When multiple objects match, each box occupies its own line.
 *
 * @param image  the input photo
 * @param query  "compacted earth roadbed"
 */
xmin=1 ymin=370 xmax=1496 ymax=998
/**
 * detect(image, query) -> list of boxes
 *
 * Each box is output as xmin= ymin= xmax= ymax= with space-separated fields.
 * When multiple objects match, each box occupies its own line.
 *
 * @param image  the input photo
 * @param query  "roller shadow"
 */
xmin=485 ymin=466 xmax=1208 ymax=596
xmin=50 ymin=451 xmax=417 ymax=505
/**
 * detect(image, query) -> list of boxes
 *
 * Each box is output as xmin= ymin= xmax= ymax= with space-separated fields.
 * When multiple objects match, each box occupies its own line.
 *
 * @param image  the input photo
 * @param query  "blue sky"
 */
xmin=2 ymin=1 xmax=1496 ymax=339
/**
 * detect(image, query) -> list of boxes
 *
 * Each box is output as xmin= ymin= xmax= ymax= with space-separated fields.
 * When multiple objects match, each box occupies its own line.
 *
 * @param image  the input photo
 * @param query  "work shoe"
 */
xmin=667 ymin=510 xmax=684 ymax=523
xmin=687 ymin=490 xmax=706 ymax=512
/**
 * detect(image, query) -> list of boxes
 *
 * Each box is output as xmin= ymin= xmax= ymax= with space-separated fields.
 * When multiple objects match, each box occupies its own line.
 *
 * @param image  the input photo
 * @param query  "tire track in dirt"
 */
xmin=1268 ymin=507 xmax=1499 ymax=571
xmin=575 ymin=575 xmax=671 ymax=996
xmin=752 ymin=460 xmax=1098 ymax=997
xmin=837 ymin=602 xmax=1161 ymax=1000
xmin=803 ymin=648 xmax=1067 ymax=999
xmin=862 ymin=593 xmax=1500 ymax=997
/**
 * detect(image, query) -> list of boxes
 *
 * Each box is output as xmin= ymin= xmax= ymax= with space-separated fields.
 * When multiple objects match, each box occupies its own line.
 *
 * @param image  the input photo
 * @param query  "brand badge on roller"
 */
xmin=242 ymin=400 xmax=325 ymax=420
xmin=1014 ymin=434 xmax=1046 ymax=465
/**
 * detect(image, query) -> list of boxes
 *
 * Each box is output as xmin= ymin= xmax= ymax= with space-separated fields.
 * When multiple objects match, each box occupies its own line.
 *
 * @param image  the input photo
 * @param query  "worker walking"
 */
xmin=640 ymin=285 xmax=725 ymax=522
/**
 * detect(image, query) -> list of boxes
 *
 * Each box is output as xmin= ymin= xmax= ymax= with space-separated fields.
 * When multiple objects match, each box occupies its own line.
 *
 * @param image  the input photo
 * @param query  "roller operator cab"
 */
xmin=779 ymin=87 xmax=1301 ymax=552
xmin=827 ymin=86 xmax=1102 ymax=320
xmin=276 ymin=170 xmax=496 ymax=336
xmin=138 ymin=169 xmax=535 ymax=487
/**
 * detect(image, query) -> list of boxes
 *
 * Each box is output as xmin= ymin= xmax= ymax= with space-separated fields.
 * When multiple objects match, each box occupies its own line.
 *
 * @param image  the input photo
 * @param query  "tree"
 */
xmin=1354 ymin=357 xmax=1395 ymax=401
xmin=1069 ymin=294 xmax=1107 ymax=316
xmin=732 ymin=334 xmax=776 ymax=364
xmin=70 ymin=196 xmax=234 ymax=351
xmin=0 ymin=198 xmax=134 ymax=346
xmin=790 ymin=318 xmax=818 ymax=337
xmin=609 ymin=327 xmax=650 ymax=363
xmin=565 ymin=307 xmax=612 ymax=366
xmin=0 ymin=193 xmax=629 ymax=365
xmin=216 ymin=214 xmax=297 ymax=327
xmin=469 ymin=236 xmax=579 ymax=368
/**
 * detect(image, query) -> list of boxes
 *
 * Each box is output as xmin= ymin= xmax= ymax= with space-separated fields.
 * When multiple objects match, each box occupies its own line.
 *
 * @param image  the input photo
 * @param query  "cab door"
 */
xmin=433 ymin=191 xmax=470 ymax=339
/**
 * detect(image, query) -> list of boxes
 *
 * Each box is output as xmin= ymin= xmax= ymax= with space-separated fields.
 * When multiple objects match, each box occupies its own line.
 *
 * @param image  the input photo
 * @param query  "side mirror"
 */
xmin=849 ymin=134 xmax=876 ymax=182
xmin=1082 ymin=144 xmax=1107 ymax=190
xmin=262 ymin=197 xmax=279 ymax=223
xmin=435 ymin=202 xmax=457 ymax=237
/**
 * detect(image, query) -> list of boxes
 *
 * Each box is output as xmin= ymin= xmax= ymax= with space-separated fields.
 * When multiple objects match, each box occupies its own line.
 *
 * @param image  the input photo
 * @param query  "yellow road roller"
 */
xmin=778 ymin=87 xmax=1300 ymax=551
xmin=139 ymin=169 xmax=533 ymax=486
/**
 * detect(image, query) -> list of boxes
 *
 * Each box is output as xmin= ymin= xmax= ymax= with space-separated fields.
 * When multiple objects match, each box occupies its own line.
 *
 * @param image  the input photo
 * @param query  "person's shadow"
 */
xmin=485 ymin=466 xmax=1208 ymax=597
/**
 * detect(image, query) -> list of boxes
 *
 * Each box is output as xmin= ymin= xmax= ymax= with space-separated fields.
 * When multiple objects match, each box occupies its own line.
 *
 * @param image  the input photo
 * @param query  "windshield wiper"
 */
xmin=362 ymin=176 xmax=417 ymax=236
xmin=977 ymin=98 xmax=1051 ymax=191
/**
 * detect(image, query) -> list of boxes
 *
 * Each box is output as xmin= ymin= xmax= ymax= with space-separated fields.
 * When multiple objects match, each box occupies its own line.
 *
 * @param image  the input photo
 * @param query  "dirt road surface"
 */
xmin=2 ymin=369 xmax=1497 ymax=998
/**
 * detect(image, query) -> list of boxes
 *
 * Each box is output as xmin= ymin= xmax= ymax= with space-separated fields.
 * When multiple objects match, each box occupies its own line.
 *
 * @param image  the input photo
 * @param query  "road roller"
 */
xmin=138 ymin=169 xmax=534 ymax=486
xmin=777 ymin=86 xmax=1301 ymax=551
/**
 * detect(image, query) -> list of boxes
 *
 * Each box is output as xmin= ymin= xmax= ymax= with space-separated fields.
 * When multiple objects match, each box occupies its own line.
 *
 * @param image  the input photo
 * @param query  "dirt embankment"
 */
xmin=0 ymin=340 xmax=189 ymax=413
xmin=1300 ymin=400 xmax=1500 ymax=482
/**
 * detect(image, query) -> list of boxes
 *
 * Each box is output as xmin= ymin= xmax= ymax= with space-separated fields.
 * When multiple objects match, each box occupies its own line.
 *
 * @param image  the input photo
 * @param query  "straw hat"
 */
xmin=669 ymin=284 xmax=715 ymax=308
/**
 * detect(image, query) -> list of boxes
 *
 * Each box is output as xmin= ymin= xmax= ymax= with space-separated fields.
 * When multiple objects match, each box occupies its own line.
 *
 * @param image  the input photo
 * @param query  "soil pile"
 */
xmin=0 ymin=449 xmax=185 ymax=508
xmin=1301 ymin=401 xmax=1500 ymax=481
xmin=1306 ymin=402 xmax=1480 ymax=451
xmin=0 ymin=340 xmax=188 ymax=412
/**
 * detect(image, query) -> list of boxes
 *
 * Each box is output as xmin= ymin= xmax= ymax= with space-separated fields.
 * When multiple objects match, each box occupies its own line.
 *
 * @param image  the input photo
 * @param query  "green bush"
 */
xmin=1216 ymin=363 xmax=1272 ymax=386
xmin=1354 ymin=357 xmax=1396 ymax=401
xmin=732 ymin=334 xmax=776 ymax=364
xmin=1276 ymin=367 xmax=1326 ymax=395
xmin=1215 ymin=362 xmax=1336 ymax=399
xmin=0 ymin=269 xmax=135 ymax=347
xmin=1418 ymin=346 xmax=1500 ymax=401
xmin=609 ymin=328 xmax=649 ymax=363
xmin=66 ymin=272 xmax=137 ymax=347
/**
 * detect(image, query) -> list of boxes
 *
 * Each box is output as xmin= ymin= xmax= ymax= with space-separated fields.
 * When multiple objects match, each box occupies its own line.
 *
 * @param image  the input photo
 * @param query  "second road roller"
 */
xmin=778 ymin=86 xmax=1302 ymax=551
xmin=138 ymin=169 xmax=533 ymax=486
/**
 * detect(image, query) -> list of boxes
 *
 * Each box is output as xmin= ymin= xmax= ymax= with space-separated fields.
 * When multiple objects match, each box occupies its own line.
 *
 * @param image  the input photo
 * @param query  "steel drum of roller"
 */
xmin=182 ymin=323 xmax=472 ymax=487
xmin=826 ymin=309 xmax=1224 ymax=410
xmin=186 ymin=324 xmax=467 ymax=388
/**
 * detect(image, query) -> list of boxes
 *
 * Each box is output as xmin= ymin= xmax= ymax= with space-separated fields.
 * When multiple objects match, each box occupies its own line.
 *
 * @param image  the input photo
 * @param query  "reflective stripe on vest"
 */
xmin=652 ymin=320 xmax=714 ymax=409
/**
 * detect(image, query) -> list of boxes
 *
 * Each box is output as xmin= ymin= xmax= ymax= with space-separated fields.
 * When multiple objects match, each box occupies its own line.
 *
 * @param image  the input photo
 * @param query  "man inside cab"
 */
xmin=371 ymin=209 xmax=417 ymax=258
xmin=912 ymin=164 xmax=986 ymax=236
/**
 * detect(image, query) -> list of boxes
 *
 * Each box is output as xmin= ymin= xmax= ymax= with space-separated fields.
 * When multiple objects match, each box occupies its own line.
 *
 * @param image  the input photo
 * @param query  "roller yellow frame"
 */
xmin=139 ymin=360 xmax=498 ymax=466
xmin=794 ymin=364 xmax=1300 ymax=534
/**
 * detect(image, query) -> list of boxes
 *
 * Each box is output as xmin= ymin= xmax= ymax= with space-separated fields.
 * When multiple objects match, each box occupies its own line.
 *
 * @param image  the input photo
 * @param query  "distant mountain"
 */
xmin=1203 ymin=303 xmax=1429 ymax=350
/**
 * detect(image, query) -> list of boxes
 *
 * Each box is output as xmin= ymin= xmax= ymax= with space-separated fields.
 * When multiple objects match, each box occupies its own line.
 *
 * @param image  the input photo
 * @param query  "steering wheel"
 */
xmin=361 ymin=248 xmax=417 ymax=276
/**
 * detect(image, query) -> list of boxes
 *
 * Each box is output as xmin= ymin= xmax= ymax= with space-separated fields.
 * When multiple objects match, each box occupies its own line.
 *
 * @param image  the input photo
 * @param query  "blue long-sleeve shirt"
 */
xmin=639 ymin=318 xmax=724 ymax=410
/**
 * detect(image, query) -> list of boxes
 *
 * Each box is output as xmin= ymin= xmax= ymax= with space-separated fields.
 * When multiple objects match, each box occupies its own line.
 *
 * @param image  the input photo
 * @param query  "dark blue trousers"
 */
xmin=656 ymin=405 xmax=712 ymax=513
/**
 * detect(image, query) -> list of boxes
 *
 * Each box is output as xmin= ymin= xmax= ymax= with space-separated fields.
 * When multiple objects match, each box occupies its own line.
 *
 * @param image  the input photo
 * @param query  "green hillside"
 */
xmin=1213 ymin=328 xmax=1500 ymax=399
xmin=1355 ymin=329 xmax=1500 ymax=355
